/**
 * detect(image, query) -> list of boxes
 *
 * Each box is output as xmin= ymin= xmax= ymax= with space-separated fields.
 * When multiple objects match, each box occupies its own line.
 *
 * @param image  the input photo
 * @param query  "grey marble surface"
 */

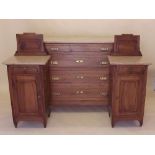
xmin=108 ymin=56 xmax=151 ymax=65
xmin=3 ymin=56 xmax=51 ymax=65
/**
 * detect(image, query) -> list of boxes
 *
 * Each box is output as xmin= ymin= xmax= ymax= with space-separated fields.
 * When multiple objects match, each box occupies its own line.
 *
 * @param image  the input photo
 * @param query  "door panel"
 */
xmin=13 ymin=74 xmax=41 ymax=116
xmin=115 ymin=75 xmax=142 ymax=116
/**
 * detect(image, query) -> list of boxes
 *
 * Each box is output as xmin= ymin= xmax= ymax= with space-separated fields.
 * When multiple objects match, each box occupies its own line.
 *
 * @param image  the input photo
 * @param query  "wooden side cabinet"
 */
xmin=110 ymin=65 xmax=148 ymax=127
xmin=7 ymin=65 xmax=50 ymax=128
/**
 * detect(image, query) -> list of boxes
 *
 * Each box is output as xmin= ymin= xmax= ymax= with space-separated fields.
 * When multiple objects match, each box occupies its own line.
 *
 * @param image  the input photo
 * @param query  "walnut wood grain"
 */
xmin=110 ymin=65 xmax=148 ymax=127
xmin=7 ymin=65 xmax=50 ymax=128
xmin=5 ymin=33 xmax=150 ymax=128
xmin=15 ymin=33 xmax=47 ymax=55
xmin=112 ymin=34 xmax=142 ymax=56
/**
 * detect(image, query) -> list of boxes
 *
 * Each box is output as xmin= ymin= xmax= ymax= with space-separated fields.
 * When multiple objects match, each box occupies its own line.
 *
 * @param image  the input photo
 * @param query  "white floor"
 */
xmin=0 ymin=78 xmax=155 ymax=135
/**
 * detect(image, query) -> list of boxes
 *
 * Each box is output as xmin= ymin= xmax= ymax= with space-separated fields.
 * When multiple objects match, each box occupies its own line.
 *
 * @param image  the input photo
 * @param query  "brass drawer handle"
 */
xmin=100 ymin=61 xmax=108 ymax=65
xmin=100 ymin=77 xmax=107 ymax=80
xmin=76 ymin=91 xmax=79 ymax=94
xmin=50 ymin=47 xmax=59 ymax=51
xmin=51 ymin=61 xmax=58 ymax=65
xmin=101 ymin=92 xmax=107 ymax=96
xmin=100 ymin=47 xmax=109 ymax=51
xmin=80 ymin=90 xmax=83 ymax=94
xmin=75 ymin=60 xmax=84 ymax=63
xmin=52 ymin=92 xmax=61 ymax=96
xmin=51 ymin=77 xmax=60 ymax=80
xmin=76 ymin=75 xmax=84 ymax=79
xmin=76 ymin=90 xmax=84 ymax=94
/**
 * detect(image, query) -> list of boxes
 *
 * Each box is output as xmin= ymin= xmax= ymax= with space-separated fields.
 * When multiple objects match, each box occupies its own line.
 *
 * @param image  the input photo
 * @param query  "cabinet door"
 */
xmin=114 ymin=74 xmax=144 ymax=117
xmin=12 ymin=74 xmax=43 ymax=117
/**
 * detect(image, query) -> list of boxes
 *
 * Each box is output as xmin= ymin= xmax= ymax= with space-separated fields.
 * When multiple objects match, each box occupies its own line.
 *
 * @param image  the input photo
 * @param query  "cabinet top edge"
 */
xmin=3 ymin=56 xmax=51 ymax=65
xmin=108 ymin=56 xmax=152 ymax=66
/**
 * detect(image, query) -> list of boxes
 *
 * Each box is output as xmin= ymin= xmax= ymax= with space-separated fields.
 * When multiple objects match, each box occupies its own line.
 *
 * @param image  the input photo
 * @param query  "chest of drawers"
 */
xmin=4 ymin=33 xmax=151 ymax=128
xmin=45 ymin=43 xmax=113 ymax=106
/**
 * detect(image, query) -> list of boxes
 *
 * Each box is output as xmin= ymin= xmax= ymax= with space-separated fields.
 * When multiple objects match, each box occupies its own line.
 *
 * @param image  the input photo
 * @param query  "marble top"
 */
xmin=108 ymin=56 xmax=151 ymax=65
xmin=44 ymin=36 xmax=114 ymax=43
xmin=3 ymin=56 xmax=51 ymax=65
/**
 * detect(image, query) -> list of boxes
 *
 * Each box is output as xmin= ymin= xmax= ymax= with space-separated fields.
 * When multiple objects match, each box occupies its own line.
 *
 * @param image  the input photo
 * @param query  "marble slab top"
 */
xmin=3 ymin=56 xmax=51 ymax=65
xmin=44 ymin=36 xmax=114 ymax=43
xmin=108 ymin=56 xmax=151 ymax=65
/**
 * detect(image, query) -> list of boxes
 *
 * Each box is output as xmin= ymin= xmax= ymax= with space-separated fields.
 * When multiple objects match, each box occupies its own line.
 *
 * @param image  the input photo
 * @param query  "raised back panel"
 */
xmin=112 ymin=34 xmax=142 ymax=56
xmin=15 ymin=33 xmax=47 ymax=55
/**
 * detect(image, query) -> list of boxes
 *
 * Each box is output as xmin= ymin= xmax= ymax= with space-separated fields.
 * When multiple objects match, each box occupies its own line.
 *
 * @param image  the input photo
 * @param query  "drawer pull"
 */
xmin=100 ymin=77 xmax=107 ymax=80
xmin=51 ymin=77 xmax=60 ymax=80
xmin=51 ymin=47 xmax=59 ymax=51
xmin=76 ymin=90 xmax=84 ymax=94
xmin=76 ymin=91 xmax=79 ymax=94
xmin=100 ymin=47 xmax=109 ymax=51
xmin=51 ymin=61 xmax=58 ymax=65
xmin=101 ymin=92 xmax=107 ymax=96
xmin=38 ymin=95 xmax=41 ymax=99
xmin=52 ymin=92 xmax=60 ymax=96
xmin=76 ymin=75 xmax=84 ymax=79
xmin=100 ymin=61 xmax=108 ymax=65
xmin=80 ymin=90 xmax=84 ymax=94
xmin=75 ymin=60 xmax=84 ymax=63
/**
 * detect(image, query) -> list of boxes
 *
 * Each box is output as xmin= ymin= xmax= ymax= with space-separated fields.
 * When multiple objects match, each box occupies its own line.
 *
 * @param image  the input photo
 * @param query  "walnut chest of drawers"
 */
xmin=4 ymin=33 xmax=151 ymax=128
xmin=45 ymin=43 xmax=113 ymax=106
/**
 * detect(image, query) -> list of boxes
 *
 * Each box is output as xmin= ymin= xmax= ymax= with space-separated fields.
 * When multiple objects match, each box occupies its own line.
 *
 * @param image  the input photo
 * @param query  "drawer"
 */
xmin=117 ymin=65 xmax=146 ymax=74
xmin=50 ymin=69 xmax=109 ymax=83
xmin=12 ymin=66 xmax=39 ymax=74
xmin=50 ymin=52 xmax=109 ymax=67
xmin=45 ymin=43 xmax=113 ymax=53
xmin=50 ymin=84 xmax=109 ymax=100
xmin=70 ymin=43 xmax=113 ymax=52
xmin=50 ymin=99 xmax=109 ymax=106
xmin=45 ymin=43 xmax=71 ymax=53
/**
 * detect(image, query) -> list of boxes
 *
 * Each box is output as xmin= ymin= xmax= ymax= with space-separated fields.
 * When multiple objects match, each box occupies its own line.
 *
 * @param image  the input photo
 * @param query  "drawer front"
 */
xmin=12 ymin=66 xmax=40 ymax=74
xmin=70 ymin=43 xmax=113 ymax=52
xmin=45 ymin=43 xmax=113 ymax=53
xmin=45 ymin=44 xmax=71 ymax=53
xmin=50 ymin=99 xmax=109 ymax=106
xmin=50 ymin=84 xmax=109 ymax=100
xmin=50 ymin=52 xmax=109 ymax=67
xmin=117 ymin=65 xmax=146 ymax=74
xmin=50 ymin=69 xmax=109 ymax=83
